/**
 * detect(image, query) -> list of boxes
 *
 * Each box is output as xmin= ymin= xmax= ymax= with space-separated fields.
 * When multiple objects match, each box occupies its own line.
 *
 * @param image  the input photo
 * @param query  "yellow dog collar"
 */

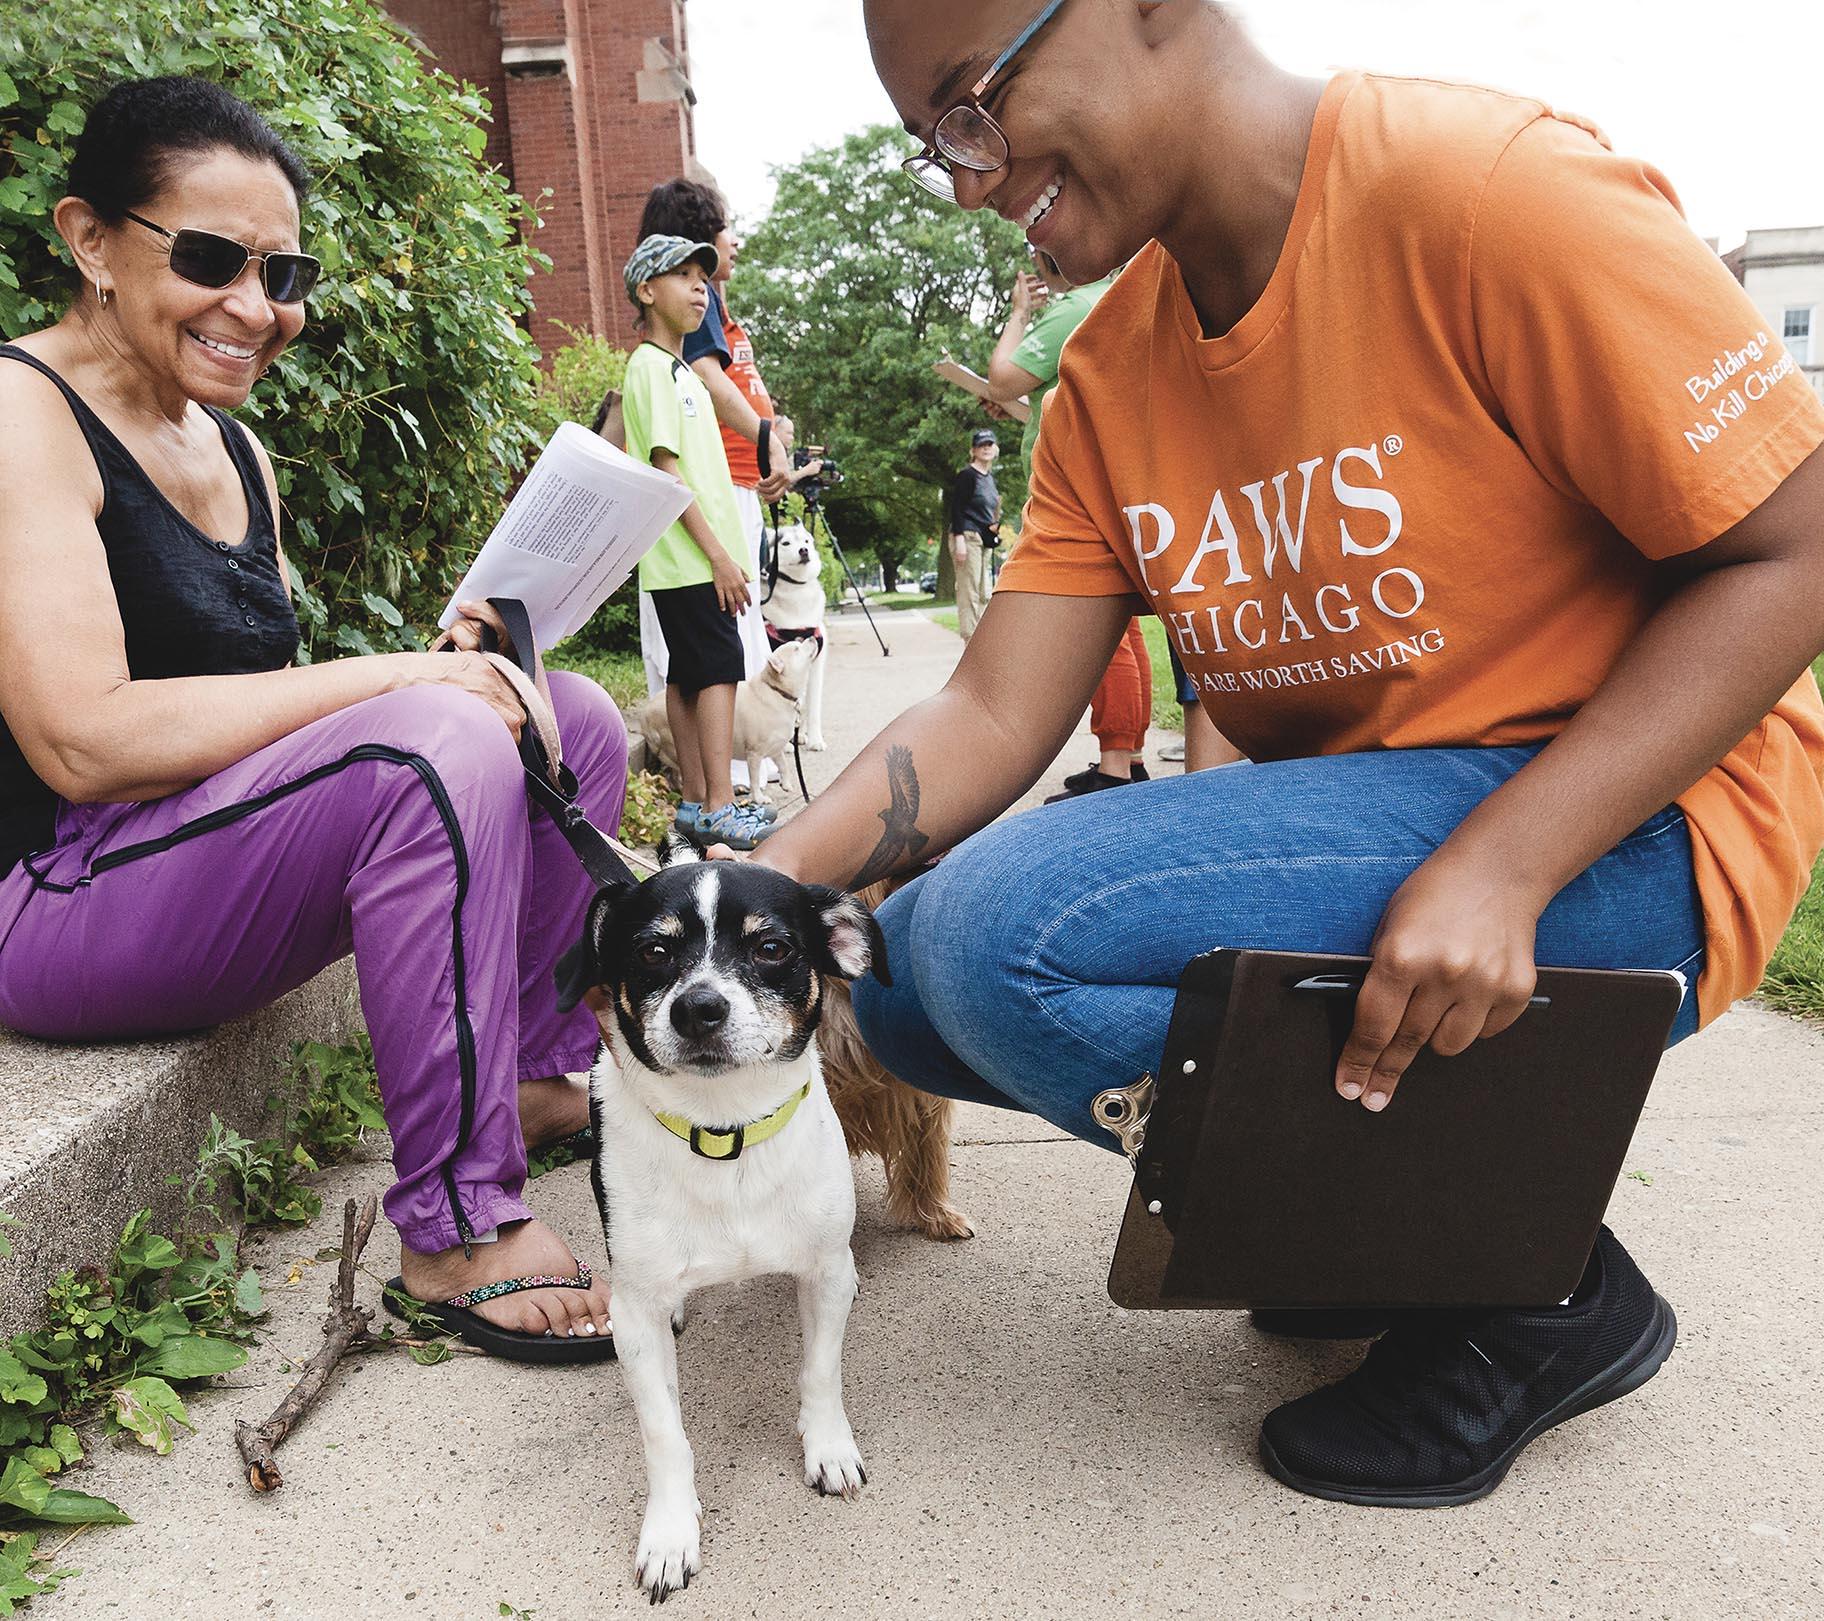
xmin=653 ymin=1082 xmax=812 ymax=1161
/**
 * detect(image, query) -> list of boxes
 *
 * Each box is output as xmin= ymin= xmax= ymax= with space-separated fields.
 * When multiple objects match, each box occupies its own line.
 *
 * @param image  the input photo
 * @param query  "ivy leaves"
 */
xmin=0 ymin=0 xmax=548 ymax=662
xmin=0 ymin=1209 xmax=255 ymax=1545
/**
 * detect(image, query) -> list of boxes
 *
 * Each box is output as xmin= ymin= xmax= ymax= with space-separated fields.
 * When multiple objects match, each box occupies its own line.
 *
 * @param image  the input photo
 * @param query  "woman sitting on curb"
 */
xmin=752 ymin=0 xmax=1824 ymax=1504
xmin=0 ymin=76 xmax=618 ymax=1362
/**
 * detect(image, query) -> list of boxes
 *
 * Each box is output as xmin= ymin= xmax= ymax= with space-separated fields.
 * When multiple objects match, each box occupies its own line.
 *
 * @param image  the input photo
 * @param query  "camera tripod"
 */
xmin=758 ymin=450 xmax=890 ymax=658
xmin=791 ymin=496 xmax=890 ymax=658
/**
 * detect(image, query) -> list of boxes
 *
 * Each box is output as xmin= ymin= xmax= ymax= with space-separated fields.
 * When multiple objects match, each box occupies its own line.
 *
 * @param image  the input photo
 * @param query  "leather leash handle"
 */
xmin=754 ymin=424 xmax=785 ymax=605
xmin=443 ymin=595 xmax=638 ymax=891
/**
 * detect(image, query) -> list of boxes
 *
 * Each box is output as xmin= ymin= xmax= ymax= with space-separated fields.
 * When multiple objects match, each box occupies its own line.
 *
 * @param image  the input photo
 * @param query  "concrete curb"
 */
xmin=0 ymin=960 xmax=361 ymax=1335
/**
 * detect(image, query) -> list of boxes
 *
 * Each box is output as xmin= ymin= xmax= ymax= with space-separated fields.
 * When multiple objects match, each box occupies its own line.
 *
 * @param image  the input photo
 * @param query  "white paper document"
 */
xmin=933 ymin=356 xmax=1030 ymax=424
xmin=439 ymin=420 xmax=692 ymax=649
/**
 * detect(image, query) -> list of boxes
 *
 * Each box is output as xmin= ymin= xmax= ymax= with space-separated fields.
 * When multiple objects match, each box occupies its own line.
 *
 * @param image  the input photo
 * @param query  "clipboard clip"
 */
xmin=1091 ymin=1072 xmax=1156 ymax=1168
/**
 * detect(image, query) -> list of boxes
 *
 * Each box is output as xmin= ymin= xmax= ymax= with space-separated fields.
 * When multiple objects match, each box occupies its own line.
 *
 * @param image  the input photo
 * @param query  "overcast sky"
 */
xmin=688 ymin=0 xmax=1823 ymax=251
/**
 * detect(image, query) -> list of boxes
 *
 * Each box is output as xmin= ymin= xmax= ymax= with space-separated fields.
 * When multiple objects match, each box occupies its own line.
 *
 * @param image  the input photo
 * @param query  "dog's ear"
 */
xmin=803 ymin=885 xmax=891 ymax=987
xmin=554 ymin=883 xmax=627 ymax=1013
xmin=659 ymin=831 xmax=702 ymax=867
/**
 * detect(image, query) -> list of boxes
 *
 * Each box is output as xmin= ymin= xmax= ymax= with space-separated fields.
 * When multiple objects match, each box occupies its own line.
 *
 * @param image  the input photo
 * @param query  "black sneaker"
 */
xmin=1046 ymin=760 xmax=1151 ymax=803
xmin=1257 ymin=1227 xmax=1676 ymax=1507
xmin=1250 ymin=1307 xmax=1394 ymax=1340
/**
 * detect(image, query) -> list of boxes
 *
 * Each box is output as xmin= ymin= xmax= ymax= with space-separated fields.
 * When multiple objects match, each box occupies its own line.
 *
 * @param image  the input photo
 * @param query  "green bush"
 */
xmin=530 ymin=322 xmax=626 ymax=443
xmin=0 ymin=0 xmax=547 ymax=660
xmin=533 ymin=328 xmax=638 ymax=655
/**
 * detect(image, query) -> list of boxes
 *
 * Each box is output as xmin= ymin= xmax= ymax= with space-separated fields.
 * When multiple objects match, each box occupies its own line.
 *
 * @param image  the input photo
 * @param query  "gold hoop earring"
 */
xmin=94 ymin=279 xmax=111 ymax=309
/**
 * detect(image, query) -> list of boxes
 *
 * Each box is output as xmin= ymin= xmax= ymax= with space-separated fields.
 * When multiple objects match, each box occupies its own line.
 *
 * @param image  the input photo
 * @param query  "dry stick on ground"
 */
xmin=234 ymin=1193 xmax=377 ymax=1493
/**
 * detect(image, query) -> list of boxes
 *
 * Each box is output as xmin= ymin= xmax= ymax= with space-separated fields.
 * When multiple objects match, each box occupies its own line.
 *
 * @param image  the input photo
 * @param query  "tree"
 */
xmin=0 ymin=0 xmax=547 ymax=658
xmin=733 ymin=125 xmax=1032 ymax=593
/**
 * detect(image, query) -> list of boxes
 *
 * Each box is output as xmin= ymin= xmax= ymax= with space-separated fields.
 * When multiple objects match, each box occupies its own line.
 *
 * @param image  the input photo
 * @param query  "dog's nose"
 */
xmin=672 ymin=985 xmax=731 ymax=1039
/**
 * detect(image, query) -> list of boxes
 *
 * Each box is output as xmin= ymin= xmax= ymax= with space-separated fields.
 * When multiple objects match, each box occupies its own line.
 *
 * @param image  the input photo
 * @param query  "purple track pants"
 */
xmin=0 ymin=672 xmax=626 ymax=1254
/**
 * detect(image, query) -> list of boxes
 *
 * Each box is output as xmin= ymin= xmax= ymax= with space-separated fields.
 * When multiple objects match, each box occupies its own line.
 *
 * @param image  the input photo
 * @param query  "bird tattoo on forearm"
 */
xmin=851 ymin=745 xmax=930 ymax=890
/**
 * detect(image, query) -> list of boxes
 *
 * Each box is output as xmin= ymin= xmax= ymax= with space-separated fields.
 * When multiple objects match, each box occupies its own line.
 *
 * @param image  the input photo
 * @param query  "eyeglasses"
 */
xmin=125 ymin=211 xmax=320 ymax=304
xmin=902 ymin=0 xmax=1070 ymax=201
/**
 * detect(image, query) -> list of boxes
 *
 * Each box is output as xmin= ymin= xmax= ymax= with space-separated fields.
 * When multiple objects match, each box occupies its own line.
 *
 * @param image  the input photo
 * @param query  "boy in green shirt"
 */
xmin=621 ymin=234 xmax=773 ymax=849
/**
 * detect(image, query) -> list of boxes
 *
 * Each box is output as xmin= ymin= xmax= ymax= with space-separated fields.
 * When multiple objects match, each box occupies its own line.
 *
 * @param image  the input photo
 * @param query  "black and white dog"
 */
xmin=555 ymin=843 xmax=887 ymax=1602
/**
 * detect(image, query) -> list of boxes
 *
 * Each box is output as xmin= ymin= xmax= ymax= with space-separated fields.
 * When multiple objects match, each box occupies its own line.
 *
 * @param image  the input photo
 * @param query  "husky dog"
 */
xmin=761 ymin=522 xmax=829 ymax=750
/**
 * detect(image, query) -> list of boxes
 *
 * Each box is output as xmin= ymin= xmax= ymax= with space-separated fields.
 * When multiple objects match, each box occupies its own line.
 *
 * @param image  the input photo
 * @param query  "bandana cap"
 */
xmin=623 ymin=234 xmax=720 ymax=304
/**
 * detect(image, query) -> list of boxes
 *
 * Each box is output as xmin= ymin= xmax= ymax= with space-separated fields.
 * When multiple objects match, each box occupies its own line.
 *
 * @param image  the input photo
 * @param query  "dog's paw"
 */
xmin=801 ymin=1423 xmax=866 ymax=1500
xmin=803 ymin=734 xmax=828 ymax=751
xmin=919 ymin=1202 xmax=976 ymax=1242
xmin=634 ymin=1498 xmax=702 ymax=1603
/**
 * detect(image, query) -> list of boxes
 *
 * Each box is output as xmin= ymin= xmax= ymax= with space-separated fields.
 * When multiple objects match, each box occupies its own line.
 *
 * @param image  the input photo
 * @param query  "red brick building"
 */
xmin=385 ymin=0 xmax=702 ymax=354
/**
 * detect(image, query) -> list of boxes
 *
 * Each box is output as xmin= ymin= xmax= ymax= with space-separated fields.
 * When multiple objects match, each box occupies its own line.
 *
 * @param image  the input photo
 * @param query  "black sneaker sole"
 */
xmin=1258 ymin=1292 xmax=1677 ymax=1508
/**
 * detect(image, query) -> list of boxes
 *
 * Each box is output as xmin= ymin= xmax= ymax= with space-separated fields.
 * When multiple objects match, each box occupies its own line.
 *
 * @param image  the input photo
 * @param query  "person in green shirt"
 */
xmin=990 ymin=251 xmax=1115 ymax=470
xmin=987 ymin=254 xmax=1155 ymax=796
xmin=620 ymin=234 xmax=774 ymax=850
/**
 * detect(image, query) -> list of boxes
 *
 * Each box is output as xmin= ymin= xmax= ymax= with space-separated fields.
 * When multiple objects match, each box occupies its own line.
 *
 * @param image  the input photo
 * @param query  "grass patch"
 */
xmin=868 ymin=591 xmax=941 ymax=611
xmin=1759 ymin=656 xmax=1824 ymax=1019
xmin=620 ymin=770 xmax=680 ymax=849
xmin=928 ymin=607 xmax=959 ymax=636
xmin=1138 ymin=617 xmax=1187 ymax=733
xmin=1763 ymin=851 xmax=1824 ymax=1019
xmin=544 ymin=646 xmax=646 ymax=716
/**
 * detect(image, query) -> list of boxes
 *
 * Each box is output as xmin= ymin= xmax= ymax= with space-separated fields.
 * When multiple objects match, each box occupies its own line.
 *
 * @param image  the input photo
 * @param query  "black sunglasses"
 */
xmin=124 ymin=211 xmax=320 ymax=304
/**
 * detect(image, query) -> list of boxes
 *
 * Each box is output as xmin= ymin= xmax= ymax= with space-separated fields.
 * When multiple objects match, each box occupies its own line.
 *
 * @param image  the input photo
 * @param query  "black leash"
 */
xmin=442 ymin=595 xmax=637 ymax=890
xmin=757 ymin=419 xmax=782 ymax=605
xmin=791 ymin=725 xmax=811 ymax=805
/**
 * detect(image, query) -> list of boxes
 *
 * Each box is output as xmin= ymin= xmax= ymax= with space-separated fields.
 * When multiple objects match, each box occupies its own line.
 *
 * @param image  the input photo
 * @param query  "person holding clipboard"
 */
xmin=744 ymin=0 xmax=1824 ymax=1506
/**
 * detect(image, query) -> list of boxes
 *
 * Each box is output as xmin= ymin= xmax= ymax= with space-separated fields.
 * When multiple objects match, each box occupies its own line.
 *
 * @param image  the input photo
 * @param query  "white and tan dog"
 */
xmin=555 ymin=844 xmax=885 ymax=1602
xmin=760 ymin=523 xmax=829 ymax=751
xmin=634 ymin=635 xmax=819 ymax=805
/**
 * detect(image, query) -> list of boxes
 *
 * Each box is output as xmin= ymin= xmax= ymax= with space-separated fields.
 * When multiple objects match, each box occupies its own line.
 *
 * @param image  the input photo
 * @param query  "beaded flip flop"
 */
xmin=382 ymin=1261 xmax=615 ymax=1365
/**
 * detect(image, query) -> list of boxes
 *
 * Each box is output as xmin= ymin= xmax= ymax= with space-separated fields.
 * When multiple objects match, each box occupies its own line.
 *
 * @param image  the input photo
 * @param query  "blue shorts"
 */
xmin=1167 ymin=642 xmax=1198 ymax=706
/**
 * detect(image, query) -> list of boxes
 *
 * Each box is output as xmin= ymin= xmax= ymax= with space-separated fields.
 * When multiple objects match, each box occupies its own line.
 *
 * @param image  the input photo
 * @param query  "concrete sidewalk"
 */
xmin=54 ymin=609 xmax=1824 ymax=1619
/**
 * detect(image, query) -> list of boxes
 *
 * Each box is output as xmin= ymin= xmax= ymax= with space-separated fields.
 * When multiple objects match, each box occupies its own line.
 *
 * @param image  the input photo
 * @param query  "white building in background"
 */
xmin=1724 ymin=226 xmax=1824 ymax=402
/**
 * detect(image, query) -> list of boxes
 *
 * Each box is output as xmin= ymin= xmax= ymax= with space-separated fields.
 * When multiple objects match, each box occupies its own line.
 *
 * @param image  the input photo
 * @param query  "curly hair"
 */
xmin=638 ymin=178 xmax=727 ymax=246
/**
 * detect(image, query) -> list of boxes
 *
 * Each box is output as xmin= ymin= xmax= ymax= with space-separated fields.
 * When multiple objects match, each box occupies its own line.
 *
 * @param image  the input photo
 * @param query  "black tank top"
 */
xmin=0 ymin=345 xmax=301 ymax=874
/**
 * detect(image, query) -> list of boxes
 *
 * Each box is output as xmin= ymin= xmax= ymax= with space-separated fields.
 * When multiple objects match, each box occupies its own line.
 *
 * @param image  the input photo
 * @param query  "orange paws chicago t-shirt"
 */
xmin=1000 ymin=72 xmax=1824 ymax=1026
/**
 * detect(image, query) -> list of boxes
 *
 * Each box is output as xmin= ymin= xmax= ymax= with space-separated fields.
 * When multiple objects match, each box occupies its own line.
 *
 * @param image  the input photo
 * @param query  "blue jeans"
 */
xmin=852 ymin=747 xmax=1705 ymax=1147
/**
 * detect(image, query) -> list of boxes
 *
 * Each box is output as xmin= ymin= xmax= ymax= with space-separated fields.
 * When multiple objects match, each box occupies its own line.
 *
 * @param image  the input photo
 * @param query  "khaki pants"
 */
xmin=954 ymin=532 xmax=995 ymax=641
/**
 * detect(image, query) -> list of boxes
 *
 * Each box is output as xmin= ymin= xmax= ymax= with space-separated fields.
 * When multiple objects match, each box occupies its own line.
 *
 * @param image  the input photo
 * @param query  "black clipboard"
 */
xmin=1104 ymin=950 xmax=1685 ymax=1311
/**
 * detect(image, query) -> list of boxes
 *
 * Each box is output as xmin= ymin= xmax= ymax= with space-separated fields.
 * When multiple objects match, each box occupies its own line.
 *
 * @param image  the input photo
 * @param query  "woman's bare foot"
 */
xmin=399 ymin=1217 xmax=611 ymax=1339
xmin=518 ymin=1075 xmax=590 ymax=1150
